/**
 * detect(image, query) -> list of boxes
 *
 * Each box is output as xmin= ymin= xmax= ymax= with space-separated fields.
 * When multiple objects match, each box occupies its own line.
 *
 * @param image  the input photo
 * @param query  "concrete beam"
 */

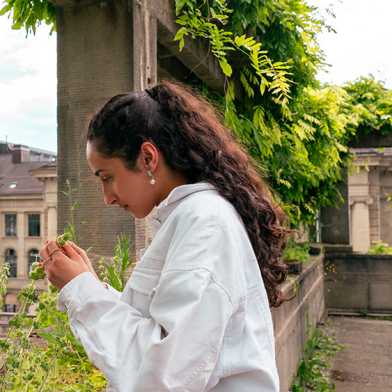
xmin=150 ymin=0 xmax=225 ymax=93
xmin=350 ymin=132 xmax=392 ymax=148
xmin=51 ymin=0 xmax=225 ymax=92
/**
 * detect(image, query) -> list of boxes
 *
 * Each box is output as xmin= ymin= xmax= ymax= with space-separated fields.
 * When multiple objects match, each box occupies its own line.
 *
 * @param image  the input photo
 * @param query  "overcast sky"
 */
xmin=0 ymin=0 xmax=391 ymax=153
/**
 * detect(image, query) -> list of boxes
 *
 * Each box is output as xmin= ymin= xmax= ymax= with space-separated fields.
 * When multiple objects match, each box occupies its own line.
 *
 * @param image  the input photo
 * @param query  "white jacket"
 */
xmin=58 ymin=182 xmax=280 ymax=391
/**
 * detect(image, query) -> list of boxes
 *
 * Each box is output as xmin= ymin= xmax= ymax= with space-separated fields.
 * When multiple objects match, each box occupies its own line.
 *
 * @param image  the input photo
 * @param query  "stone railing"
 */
xmin=273 ymin=254 xmax=325 ymax=392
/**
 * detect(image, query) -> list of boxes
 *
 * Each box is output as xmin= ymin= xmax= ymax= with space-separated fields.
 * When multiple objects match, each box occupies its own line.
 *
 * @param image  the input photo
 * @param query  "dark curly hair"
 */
xmin=87 ymin=80 xmax=289 ymax=307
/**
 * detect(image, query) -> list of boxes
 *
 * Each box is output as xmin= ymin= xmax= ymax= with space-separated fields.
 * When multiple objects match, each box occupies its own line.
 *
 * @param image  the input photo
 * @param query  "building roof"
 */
xmin=0 ymin=144 xmax=57 ymax=197
xmin=0 ymin=141 xmax=56 ymax=157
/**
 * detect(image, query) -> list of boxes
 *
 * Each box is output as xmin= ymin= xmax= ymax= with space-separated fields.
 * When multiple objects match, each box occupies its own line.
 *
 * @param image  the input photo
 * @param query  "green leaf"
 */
xmin=219 ymin=58 xmax=232 ymax=77
xmin=174 ymin=26 xmax=187 ymax=51
xmin=0 ymin=3 xmax=13 ymax=16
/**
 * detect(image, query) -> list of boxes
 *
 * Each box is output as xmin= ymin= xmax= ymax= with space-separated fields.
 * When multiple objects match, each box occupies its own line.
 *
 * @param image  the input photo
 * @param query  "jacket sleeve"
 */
xmin=58 ymin=221 xmax=234 ymax=392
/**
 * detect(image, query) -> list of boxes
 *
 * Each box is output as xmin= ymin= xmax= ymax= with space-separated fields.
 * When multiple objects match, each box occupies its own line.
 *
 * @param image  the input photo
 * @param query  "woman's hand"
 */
xmin=66 ymin=241 xmax=100 ymax=280
xmin=40 ymin=240 xmax=97 ymax=289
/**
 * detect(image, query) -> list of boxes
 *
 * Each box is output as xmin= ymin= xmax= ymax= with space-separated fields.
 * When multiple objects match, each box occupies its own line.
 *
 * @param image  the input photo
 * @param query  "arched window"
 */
xmin=28 ymin=249 xmax=40 ymax=274
xmin=5 ymin=249 xmax=17 ymax=278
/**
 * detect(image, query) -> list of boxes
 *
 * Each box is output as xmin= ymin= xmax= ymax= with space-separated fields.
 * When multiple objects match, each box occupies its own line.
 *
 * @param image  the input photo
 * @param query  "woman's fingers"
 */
xmin=46 ymin=240 xmax=62 ymax=258
xmin=68 ymin=241 xmax=89 ymax=262
xmin=62 ymin=242 xmax=84 ymax=263
xmin=65 ymin=241 xmax=99 ymax=280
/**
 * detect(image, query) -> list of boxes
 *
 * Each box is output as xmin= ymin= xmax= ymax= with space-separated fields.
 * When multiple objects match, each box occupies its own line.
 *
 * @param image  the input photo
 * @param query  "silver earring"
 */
xmin=147 ymin=170 xmax=156 ymax=185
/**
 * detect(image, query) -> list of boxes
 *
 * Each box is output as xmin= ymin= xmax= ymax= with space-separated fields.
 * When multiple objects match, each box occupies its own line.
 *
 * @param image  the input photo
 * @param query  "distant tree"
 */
xmin=344 ymin=75 xmax=392 ymax=136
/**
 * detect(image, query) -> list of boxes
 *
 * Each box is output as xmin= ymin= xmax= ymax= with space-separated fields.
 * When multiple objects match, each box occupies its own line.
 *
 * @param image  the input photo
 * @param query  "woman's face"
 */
xmin=86 ymin=140 xmax=159 ymax=219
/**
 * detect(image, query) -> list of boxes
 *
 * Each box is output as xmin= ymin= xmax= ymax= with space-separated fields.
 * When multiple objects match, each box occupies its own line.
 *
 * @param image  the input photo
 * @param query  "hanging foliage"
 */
xmin=0 ymin=0 xmax=55 ymax=34
xmin=2 ymin=0 xmax=391 ymax=226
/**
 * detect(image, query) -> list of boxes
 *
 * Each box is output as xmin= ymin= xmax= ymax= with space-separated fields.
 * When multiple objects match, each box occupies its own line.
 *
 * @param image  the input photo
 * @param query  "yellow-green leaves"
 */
xmin=29 ymin=262 xmax=45 ymax=280
xmin=174 ymin=0 xmax=292 ymax=105
xmin=174 ymin=26 xmax=188 ymax=51
xmin=219 ymin=58 xmax=232 ymax=77
xmin=0 ymin=0 xmax=56 ymax=34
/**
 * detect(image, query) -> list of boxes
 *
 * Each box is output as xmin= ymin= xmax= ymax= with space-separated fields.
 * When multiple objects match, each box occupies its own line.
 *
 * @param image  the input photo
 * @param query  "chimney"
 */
xmin=0 ymin=141 xmax=9 ymax=154
xmin=11 ymin=145 xmax=30 ymax=163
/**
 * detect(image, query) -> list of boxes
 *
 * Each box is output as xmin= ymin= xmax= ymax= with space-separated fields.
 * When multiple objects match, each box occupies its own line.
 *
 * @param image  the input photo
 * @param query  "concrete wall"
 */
xmin=325 ymin=251 xmax=392 ymax=314
xmin=273 ymin=256 xmax=325 ymax=392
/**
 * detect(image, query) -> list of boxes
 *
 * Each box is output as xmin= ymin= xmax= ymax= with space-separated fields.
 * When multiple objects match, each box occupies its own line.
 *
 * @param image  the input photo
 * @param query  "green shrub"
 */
xmin=291 ymin=326 xmax=343 ymax=392
xmin=368 ymin=241 xmax=392 ymax=255
xmin=283 ymin=239 xmax=310 ymax=263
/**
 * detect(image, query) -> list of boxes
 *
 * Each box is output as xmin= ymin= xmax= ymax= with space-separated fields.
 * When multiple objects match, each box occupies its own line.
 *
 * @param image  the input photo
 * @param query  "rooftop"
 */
xmin=0 ymin=142 xmax=57 ymax=196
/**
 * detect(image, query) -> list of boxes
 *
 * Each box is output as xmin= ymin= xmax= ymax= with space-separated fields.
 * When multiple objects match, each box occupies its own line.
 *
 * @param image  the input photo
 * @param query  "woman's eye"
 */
xmin=101 ymin=176 xmax=112 ymax=183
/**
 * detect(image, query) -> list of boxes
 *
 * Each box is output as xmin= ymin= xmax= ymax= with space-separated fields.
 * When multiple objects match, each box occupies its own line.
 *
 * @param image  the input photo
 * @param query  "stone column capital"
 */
xmin=349 ymin=196 xmax=373 ymax=206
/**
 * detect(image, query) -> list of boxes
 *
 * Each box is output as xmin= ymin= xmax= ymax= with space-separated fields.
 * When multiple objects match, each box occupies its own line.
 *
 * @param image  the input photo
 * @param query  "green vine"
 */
xmin=2 ymin=0 xmax=392 ymax=227
xmin=174 ymin=0 xmax=292 ymax=106
xmin=173 ymin=0 xmax=357 ymax=225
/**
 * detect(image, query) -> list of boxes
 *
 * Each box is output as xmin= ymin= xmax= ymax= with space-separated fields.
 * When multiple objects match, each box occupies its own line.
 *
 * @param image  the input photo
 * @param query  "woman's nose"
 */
xmin=103 ymin=191 xmax=117 ymax=206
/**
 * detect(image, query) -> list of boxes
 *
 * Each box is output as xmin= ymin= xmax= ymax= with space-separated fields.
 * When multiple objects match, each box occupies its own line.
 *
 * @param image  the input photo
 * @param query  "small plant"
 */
xmin=291 ymin=326 xmax=343 ymax=391
xmin=368 ymin=241 xmax=392 ymax=255
xmin=29 ymin=230 xmax=75 ymax=281
xmin=0 ymin=180 xmax=135 ymax=390
xmin=283 ymin=239 xmax=310 ymax=264
xmin=98 ymin=234 xmax=135 ymax=292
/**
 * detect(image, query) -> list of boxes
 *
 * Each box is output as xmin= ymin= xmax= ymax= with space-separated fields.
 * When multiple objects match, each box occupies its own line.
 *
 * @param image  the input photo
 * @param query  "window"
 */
xmin=28 ymin=249 xmax=40 ymax=274
xmin=4 ymin=304 xmax=17 ymax=313
xmin=5 ymin=248 xmax=17 ymax=278
xmin=28 ymin=214 xmax=40 ymax=237
xmin=5 ymin=213 xmax=17 ymax=236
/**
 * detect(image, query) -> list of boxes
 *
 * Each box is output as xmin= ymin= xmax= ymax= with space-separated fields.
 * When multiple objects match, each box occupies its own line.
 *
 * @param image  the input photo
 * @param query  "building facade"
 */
xmin=348 ymin=147 xmax=392 ymax=252
xmin=0 ymin=142 xmax=57 ymax=311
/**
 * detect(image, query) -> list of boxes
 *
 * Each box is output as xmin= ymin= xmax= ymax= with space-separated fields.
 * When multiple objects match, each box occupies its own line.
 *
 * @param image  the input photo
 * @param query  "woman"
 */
xmin=40 ymin=80 xmax=289 ymax=391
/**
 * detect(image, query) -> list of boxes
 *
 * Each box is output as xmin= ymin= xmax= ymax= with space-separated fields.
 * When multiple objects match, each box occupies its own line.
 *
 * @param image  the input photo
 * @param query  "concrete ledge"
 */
xmin=272 ymin=255 xmax=325 ymax=392
xmin=325 ymin=252 xmax=392 ymax=314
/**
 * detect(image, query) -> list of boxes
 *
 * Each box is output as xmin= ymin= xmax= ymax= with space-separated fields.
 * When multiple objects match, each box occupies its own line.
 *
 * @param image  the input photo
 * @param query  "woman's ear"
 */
xmin=139 ymin=141 xmax=159 ymax=171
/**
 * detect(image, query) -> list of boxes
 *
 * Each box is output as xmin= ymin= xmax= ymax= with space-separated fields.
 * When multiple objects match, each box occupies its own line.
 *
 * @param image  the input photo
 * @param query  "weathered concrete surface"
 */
xmin=272 ymin=256 xmax=326 ymax=392
xmin=324 ymin=252 xmax=392 ymax=314
xmin=329 ymin=316 xmax=392 ymax=392
xmin=320 ymin=172 xmax=350 ymax=245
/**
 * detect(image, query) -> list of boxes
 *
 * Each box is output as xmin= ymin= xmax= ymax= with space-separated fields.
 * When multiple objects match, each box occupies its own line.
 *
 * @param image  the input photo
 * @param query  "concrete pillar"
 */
xmin=349 ymin=165 xmax=372 ymax=253
xmin=350 ymin=199 xmax=372 ymax=253
xmin=380 ymin=166 xmax=392 ymax=245
xmin=47 ymin=206 xmax=57 ymax=240
xmin=55 ymin=0 xmax=157 ymax=258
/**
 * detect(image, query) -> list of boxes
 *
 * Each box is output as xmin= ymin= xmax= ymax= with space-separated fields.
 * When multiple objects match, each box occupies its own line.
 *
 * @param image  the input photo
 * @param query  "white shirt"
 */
xmin=58 ymin=182 xmax=280 ymax=392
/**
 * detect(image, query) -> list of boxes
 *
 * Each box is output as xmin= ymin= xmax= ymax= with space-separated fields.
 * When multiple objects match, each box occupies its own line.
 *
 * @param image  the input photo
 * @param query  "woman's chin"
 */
xmin=132 ymin=209 xmax=148 ymax=219
xmin=132 ymin=206 xmax=155 ymax=220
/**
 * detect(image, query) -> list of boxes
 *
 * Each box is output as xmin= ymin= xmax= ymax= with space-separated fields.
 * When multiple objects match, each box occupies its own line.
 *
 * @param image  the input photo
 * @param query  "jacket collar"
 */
xmin=150 ymin=181 xmax=216 ymax=227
